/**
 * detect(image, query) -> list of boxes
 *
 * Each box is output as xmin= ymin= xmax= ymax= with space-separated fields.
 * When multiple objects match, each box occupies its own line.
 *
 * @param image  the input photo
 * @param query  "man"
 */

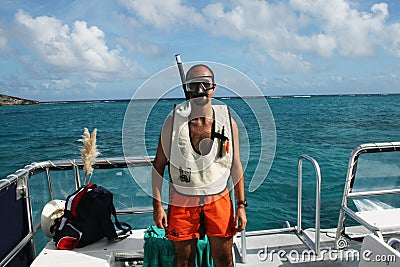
xmin=152 ymin=64 xmax=247 ymax=267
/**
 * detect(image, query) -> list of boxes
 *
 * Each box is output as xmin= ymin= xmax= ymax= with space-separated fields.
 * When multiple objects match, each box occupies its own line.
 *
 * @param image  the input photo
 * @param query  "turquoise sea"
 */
xmin=1 ymin=94 xmax=400 ymax=238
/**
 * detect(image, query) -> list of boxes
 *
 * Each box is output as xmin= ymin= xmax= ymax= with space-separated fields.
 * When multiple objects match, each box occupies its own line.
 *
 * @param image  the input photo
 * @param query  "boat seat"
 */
xmin=340 ymin=206 xmax=400 ymax=240
xmin=355 ymin=208 xmax=400 ymax=232
xmin=335 ymin=143 xmax=400 ymax=246
xmin=359 ymin=234 xmax=400 ymax=266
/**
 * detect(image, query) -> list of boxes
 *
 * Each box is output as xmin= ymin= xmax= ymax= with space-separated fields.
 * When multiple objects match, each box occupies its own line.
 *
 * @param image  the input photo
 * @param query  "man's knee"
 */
xmin=213 ymin=253 xmax=233 ymax=266
xmin=173 ymin=239 xmax=197 ymax=266
xmin=209 ymin=236 xmax=234 ymax=266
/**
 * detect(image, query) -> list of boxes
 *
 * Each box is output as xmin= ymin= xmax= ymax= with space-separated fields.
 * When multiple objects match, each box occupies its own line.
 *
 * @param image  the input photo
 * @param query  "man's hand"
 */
xmin=235 ymin=206 xmax=247 ymax=232
xmin=153 ymin=206 xmax=168 ymax=229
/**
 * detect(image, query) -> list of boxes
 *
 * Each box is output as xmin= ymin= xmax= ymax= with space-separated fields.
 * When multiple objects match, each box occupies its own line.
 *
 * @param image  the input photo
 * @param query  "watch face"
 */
xmin=239 ymin=200 xmax=248 ymax=207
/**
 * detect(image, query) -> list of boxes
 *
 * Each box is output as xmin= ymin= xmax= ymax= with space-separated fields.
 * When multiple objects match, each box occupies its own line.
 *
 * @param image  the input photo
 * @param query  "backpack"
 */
xmin=53 ymin=183 xmax=131 ymax=249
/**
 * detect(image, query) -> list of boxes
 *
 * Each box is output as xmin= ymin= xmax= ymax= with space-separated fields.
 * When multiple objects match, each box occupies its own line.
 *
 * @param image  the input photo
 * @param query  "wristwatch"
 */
xmin=237 ymin=199 xmax=248 ymax=208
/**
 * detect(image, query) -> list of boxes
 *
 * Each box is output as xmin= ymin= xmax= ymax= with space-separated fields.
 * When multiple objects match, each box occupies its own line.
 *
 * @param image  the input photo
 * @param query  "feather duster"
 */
xmin=80 ymin=128 xmax=100 ymax=185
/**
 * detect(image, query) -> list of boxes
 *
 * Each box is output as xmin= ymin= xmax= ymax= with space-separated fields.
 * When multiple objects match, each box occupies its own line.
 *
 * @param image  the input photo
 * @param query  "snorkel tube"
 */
xmin=175 ymin=54 xmax=190 ymax=100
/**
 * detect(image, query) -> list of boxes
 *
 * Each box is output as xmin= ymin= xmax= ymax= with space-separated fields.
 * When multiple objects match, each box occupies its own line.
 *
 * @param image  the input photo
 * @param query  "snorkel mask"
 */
xmin=185 ymin=77 xmax=214 ymax=98
xmin=175 ymin=54 xmax=215 ymax=101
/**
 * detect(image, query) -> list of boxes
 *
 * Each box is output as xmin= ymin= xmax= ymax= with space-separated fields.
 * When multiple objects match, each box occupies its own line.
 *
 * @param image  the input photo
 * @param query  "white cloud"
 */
xmin=122 ymin=0 xmax=400 ymax=63
xmin=50 ymin=79 xmax=71 ymax=90
xmin=384 ymin=23 xmax=400 ymax=57
xmin=13 ymin=10 xmax=144 ymax=79
xmin=117 ymin=37 xmax=163 ymax=58
xmin=202 ymin=0 xmax=393 ymax=58
xmin=123 ymin=0 xmax=336 ymax=58
xmin=202 ymin=3 xmax=248 ymax=40
xmin=1 ymin=0 xmax=399 ymax=100
xmin=269 ymin=50 xmax=311 ymax=73
xmin=41 ymin=79 xmax=97 ymax=96
xmin=118 ymin=0 xmax=204 ymax=30
xmin=85 ymin=81 xmax=97 ymax=88
xmin=290 ymin=0 xmax=389 ymax=57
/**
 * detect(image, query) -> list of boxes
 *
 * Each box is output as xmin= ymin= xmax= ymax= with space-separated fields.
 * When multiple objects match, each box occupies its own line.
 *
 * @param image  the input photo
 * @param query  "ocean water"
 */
xmin=1 ymin=94 xmax=400 ymax=236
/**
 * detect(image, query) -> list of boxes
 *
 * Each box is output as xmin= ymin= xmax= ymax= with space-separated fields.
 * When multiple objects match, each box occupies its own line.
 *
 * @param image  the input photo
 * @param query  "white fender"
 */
xmin=41 ymin=200 xmax=65 ymax=238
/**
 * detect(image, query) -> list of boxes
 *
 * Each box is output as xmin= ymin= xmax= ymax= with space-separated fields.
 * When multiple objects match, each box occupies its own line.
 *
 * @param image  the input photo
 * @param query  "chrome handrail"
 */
xmin=1 ymin=156 xmax=155 ymax=266
xmin=0 ymin=233 xmax=34 ymax=267
xmin=1 ymin=156 xmax=155 ymax=190
xmin=3 ymin=154 xmax=324 ymax=265
xmin=237 ymin=154 xmax=321 ymax=262
xmin=242 ymin=225 xmax=296 ymax=237
xmin=297 ymin=154 xmax=322 ymax=255
xmin=348 ymin=188 xmax=400 ymax=198
xmin=335 ymin=142 xmax=400 ymax=246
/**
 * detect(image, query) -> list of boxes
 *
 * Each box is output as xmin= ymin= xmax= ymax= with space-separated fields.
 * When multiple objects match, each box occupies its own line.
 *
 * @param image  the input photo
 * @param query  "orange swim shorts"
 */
xmin=166 ymin=189 xmax=237 ymax=241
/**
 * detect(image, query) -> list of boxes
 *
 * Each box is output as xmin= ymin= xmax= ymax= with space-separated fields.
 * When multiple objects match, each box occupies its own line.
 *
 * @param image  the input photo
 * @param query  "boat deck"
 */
xmin=31 ymin=227 xmax=368 ymax=267
xmin=4 ymin=143 xmax=400 ymax=266
xmin=234 ymin=228 xmax=363 ymax=267
xmin=31 ymin=229 xmax=146 ymax=267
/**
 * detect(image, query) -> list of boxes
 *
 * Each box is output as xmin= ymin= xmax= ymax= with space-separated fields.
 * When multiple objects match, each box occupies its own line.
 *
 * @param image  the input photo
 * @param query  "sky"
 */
xmin=0 ymin=0 xmax=399 ymax=101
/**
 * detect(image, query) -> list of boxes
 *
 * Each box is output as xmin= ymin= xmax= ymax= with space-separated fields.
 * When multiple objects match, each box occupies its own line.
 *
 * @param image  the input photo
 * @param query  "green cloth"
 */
xmin=143 ymin=225 xmax=174 ymax=267
xmin=195 ymin=235 xmax=214 ymax=267
xmin=143 ymin=225 xmax=214 ymax=267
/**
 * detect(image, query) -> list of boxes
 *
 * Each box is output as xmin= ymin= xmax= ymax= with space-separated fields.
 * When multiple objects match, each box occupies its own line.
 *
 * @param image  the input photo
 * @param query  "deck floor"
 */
xmin=234 ymin=228 xmax=362 ymax=266
xmin=31 ymin=230 xmax=146 ymax=267
xmin=31 ymin=227 xmax=369 ymax=266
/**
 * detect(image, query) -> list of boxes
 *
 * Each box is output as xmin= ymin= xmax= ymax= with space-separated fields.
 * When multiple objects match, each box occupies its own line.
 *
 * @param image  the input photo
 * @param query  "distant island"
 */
xmin=0 ymin=94 xmax=39 ymax=106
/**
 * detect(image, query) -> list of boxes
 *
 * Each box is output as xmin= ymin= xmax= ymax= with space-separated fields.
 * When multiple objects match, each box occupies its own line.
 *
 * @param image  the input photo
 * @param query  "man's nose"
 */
xmin=197 ymin=86 xmax=206 ymax=93
xmin=195 ymin=83 xmax=206 ymax=93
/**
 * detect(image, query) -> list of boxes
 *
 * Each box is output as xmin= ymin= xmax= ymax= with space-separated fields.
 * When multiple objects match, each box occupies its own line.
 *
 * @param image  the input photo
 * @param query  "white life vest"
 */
xmin=169 ymin=104 xmax=233 ymax=196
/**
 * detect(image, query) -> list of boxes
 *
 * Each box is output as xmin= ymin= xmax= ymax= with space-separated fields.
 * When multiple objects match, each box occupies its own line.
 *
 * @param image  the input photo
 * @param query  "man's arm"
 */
xmin=230 ymin=117 xmax=247 ymax=231
xmin=152 ymin=116 xmax=172 ymax=229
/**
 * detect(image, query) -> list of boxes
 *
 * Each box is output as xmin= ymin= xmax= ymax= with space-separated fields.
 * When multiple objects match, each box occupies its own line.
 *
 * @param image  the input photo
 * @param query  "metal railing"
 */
xmin=297 ymin=154 xmax=322 ymax=256
xmin=2 ymin=154 xmax=324 ymax=265
xmin=335 ymin=142 xmax=400 ymax=246
xmin=0 ymin=156 xmax=155 ymax=267
xmin=236 ymin=154 xmax=322 ymax=263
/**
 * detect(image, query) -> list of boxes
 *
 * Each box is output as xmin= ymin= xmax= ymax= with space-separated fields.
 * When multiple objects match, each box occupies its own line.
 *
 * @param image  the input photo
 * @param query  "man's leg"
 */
xmin=208 ymin=236 xmax=234 ymax=267
xmin=173 ymin=239 xmax=197 ymax=267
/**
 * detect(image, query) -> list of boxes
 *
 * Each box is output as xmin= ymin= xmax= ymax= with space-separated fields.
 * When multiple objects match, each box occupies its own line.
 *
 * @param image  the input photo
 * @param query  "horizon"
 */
xmin=19 ymin=92 xmax=400 ymax=104
xmin=1 ymin=1 xmax=400 ymax=102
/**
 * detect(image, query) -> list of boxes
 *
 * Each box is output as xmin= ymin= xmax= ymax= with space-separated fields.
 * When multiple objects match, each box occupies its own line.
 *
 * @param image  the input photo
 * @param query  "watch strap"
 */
xmin=237 ymin=199 xmax=248 ymax=207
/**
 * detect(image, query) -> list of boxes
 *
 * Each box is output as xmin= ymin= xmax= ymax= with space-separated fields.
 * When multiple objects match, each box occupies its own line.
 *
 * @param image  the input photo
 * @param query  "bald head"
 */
xmin=185 ymin=64 xmax=214 ymax=84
